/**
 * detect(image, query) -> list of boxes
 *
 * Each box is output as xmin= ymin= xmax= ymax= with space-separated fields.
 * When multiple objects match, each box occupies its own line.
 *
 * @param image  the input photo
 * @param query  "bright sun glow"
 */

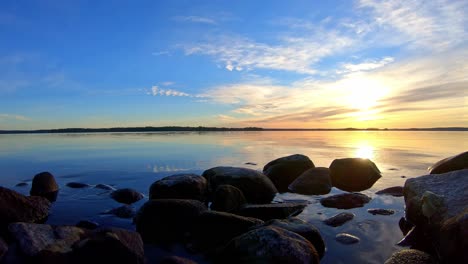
xmin=355 ymin=144 xmax=375 ymax=159
xmin=342 ymin=76 xmax=390 ymax=111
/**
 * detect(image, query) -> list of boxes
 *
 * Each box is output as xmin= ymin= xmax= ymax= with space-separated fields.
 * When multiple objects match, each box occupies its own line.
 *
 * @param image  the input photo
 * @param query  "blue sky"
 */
xmin=1 ymin=0 xmax=467 ymax=129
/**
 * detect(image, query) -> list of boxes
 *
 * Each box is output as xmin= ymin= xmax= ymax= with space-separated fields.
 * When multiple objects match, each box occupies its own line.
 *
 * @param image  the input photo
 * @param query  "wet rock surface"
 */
xmin=150 ymin=174 xmax=207 ymax=201
xmin=384 ymin=249 xmax=437 ymax=264
xmin=329 ymin=158 xmax=381 ymax=192
xmin=429 ymin=151 xmax=468 ymax=174
xmin=110 ymin=188 xmax=144 ymax=204
xmin=368 ymin=208 xmax=395 ymax=215
xmin=324 ymin=212 xmax=355 ymax=227
xmin=288 ymin=167 xmax=332 ymax=195
xmin=335 ymin=233 xmax=360 ymax=244
xmin=320 ymin=193 xmax=371 ymax=209
xmin=210 ymin=184 xmax=247 ymax=212
xmin=263 ymin=154 xmax=315 ymax=192
xmin=237 ymin=202 xmax=307 ymax=221
xmin=376 ymin=186 xmax=404 ymax=197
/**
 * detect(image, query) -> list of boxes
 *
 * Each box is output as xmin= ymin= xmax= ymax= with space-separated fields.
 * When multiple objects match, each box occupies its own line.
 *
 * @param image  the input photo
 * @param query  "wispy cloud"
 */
xmin=339 ymin=57 xmax=394 ymax=73
xmin=172 ymin=16 xmax=216 ymax=25
xmin=0 ymin=113 xmax=30 ymax=121
xmin=152 ymin=51 xmax=170 ymax=56
xmin=147 ymin=86 xmax=189 ymax=97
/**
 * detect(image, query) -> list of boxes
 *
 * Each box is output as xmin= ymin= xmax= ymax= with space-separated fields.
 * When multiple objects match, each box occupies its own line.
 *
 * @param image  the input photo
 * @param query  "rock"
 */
xmin=73 ymin=227 xmax=145 ymax=264
xmin=149 ymin=174 xmax=207 ymax=201
xmin=367 ymin=208 xmax=395 ymax=215
xmin=0 ymin=237 xmax=7 ymax=261
xmin=110 ymin=188 xmax=144 ymax=204
xmin=429 ymin=151 xmax=468 ymax=174
xmin=30 ymin=171 xmax=59 ymax=202
xmin=263 ymin=154 xmax=315 ymax=192
xmin=219 ymin=226 xmax=319 ymax=264
xmin=329 ymin=158 xmax=381 ymax=192
xmin=101 ymin=205 xmax=136 ymax=218
xmin=0 ymin=187 xmax=50 ymax=231
xmin=288 ymin=167 xmax=331 ymax=195
xmin=134 ymin=199 xmax=207 ymax=244
xmin=210 ymin=185 xmax=246 ymax=212
xmin=404 ymin=169 xmax=468 ymax=263
xmin=237 ymin=202 xmax=307 ymax=221
xmin=202 ymin=166 xmax=277 ymax=204
xmin=398 ymin=217 xmax=414 ymax=236
xmin=376 ymin=186 xmax=404 ymax=197
xmin=245 ymin=162 xmax=257 ymax=166
xmin=324 ymin=212 xmax=355 ymax=227
xmin=190 ymin=211 xmax=263 ymax=252
xmin=94 ymin=184 xmax=116 ymax=191
xmin=384 ymin=249 xmax=436 ymax=264
xmin=320 ymin=193 xmax=371 ymax=209
xmin=66 ymin=182 xmax=91 ymax=188
xmin=161 ymin=256 xmax=198 ymax=264
xmin=263 ymin=217 xmax=325 ymax=259
xmin=335 ymin=233 xmax=360 ymax=244
xmin=16 ymin=182 xmax=28 ymax=187
xmin=76 ymin=220 xmax=99 ymax=230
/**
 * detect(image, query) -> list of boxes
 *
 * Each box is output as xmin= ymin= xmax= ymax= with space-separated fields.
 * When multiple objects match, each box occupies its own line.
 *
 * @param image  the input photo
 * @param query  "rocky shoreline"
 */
xmin=1 ymin=151 xmax=466 ymax=263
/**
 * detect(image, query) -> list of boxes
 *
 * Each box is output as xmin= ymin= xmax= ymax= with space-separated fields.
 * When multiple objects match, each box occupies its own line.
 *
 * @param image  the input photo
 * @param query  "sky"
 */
xmin=0 ymin=0 xmax=467 ymax=129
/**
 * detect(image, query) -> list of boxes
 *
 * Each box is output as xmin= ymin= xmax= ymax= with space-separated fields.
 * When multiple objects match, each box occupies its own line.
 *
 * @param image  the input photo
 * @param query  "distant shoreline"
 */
xmin=1 ymin=126 xmax=467 ymax=134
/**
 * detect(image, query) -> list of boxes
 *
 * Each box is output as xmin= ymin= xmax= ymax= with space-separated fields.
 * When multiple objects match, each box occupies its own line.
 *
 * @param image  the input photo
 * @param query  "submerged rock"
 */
xmin=149 ymin=173 xmax=207 ymax=201
xmin=30 ymin=171 xmax=59 ymax=202
xmin=94 ymin=184 xmax=116 ymax=191
xmin=66 ymin=182 xmax=91 ymax=188
xmin=429 ymin=151 xmax=468 ymax=174
xmin=263 ymin=154 xmax=315 ymax=192
xmin=262 ymin=217 xmax=325 ymax=259
xmin=404 ymin=169 xmax=468 ymax=263
xmin=237 ymin=202 xmax=307 ymax=221
xmin=376 ymin=186 xmax=404 ymax=197
xmin=134 ymin=199 xmax=207 ymax=244
xmin=384 ymin=249 xmax=436 ymax=264
xmin=324 ymin=212 xmax=355 ymax=227
xmin=335 ymin=233 xmax=360 ymax=244
xmin=16 ymin=182 xmax=28 ymax=187
xmin=219 ymin=226 xmax=319 ymax=264
xmin=320 ymin=193 xmax=371 ymax=209
xmin=367 ymin=208 xmax=395 ymax=215
xmin=329 ymin=158 xmax=381 ymax=192
xmin=202 ymin=166 xmax=277 ymax=204
xmin=210 ymin=184 xmax=247 ymax=213
xmin=110 ymin=188 xmax=144 ymax=204
xmin=288 ymin=167 xmax=332 ymax=195
xmin=101 ymin=205 xmax=136 ymax=218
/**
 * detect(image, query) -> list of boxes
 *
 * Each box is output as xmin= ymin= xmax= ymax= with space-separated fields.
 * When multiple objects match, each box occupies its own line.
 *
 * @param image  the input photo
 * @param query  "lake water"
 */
xmin=0 ymin=131 xmax=466 ymax=263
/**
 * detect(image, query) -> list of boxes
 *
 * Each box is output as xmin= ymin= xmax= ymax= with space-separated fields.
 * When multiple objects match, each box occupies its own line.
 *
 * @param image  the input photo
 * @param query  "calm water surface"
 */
xmin=0 ymin=131 xmax=466 ymax=263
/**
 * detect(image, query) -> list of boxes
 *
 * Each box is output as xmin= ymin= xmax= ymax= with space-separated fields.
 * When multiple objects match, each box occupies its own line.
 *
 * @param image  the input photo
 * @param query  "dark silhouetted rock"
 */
xmin=135 ymin=199 xmax=207 ymax=244
xmin=335 ymin=233 xmax=360 ymax=244
xmin=76 ymin=220 xmax=99 ymax=230
xmin=263 ymin=217 xmax=325 ymax=259
xmin=263 ymin=154 xmax=315 ymax=192
xmin=324 ymin=212 xmax=355 ymax=227
xmin=0 ymin=187 xmax=50 ymax=231
xmin=245 ymin=162 xmax=257 ymax=166
xmin=320 ymin=193 xmax=371 ymax=209
xmin=404 ymin=169 xmax=468 ymax=263
xmin=398 ymin=217 xmax=414 ymax=236
xmin=101 ymin=205 xmax=136 ymax=219
xmin=329 ymin=158 xmax=381 ymax=192
xmin=0 ymin=237 xmax=7 ymax=262
xmin=376 ymin=186 xmax=404 ymax=197
xmin=384 ymin=249 xmax=436 ymax=264
xmin=429 ymin=151 xmax=468 ymax=174
xmin=66 ymin=182 xmax=91 ymax=188
xmin=16 ymin=182 xmax=28 ymax=187
xmin=237 ymin=202 xmax=307 ymax=221
xmin=191 ymin=211 xmax=263 ymax=252
xmin=110 ymin=188 xmax=144 ymax=204
xmin=94 ymin=184 xmax=116 ymax=191
xmin=219 ymin=226 xmax=319 ymax=264
xmin=73 ymin=227 xmax=144 ymax=264
xmin=202 ymin=166 xmax=277 ymax=204
xmin=149 ymin=174 xmax=207 ymax=201
xmin=368 ymin=208 xmax=395 ymax=215
xmin=30 ymin=172 xmax=59 ymax=202
xmin=288 ymin=167 xmax=331 ymax=195
xmin=211 ymin=185 xmax=246 ymax=212
xmin=161 ymin=256 xmax=198 ymax=264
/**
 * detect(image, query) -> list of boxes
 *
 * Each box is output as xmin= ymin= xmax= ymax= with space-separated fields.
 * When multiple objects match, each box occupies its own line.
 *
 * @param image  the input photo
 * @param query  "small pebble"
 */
xmin=324 ymin=212 xmax=355 ymax=227
xmin=66 ymin=182 xmax=91 ymax=188
xmin=367 ymin=208 xmax=395 ymax=215
xmin=335 ymin=233 xmax=360 ymax=244
xmin=15 ymin=182 xmax=28 ymax=187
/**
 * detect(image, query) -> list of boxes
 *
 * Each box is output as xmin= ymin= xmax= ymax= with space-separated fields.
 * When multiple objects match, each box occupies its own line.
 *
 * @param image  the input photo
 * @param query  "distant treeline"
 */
xmin=0 ymin=126 xmax=467 ymax=134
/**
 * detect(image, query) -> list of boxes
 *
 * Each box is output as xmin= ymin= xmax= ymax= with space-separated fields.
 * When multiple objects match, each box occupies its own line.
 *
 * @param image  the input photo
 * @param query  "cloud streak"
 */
xmin=149 ymin=86 xmax=189 ymax=97
xmin=172 ymin=16 xmax=216 ymax=25
xmin=0 ymin=113 xmax=30 ymax=121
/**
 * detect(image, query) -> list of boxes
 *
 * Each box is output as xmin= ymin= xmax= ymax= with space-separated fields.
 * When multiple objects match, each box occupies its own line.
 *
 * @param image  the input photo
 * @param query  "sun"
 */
xmin=342 ymin=76 xmax=390 ymax=111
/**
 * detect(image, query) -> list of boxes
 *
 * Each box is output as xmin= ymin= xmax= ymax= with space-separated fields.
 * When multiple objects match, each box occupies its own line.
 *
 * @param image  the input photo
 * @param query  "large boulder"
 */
xmin=149 ymin=174 xmax=207 ymax=201
xmin=210 ymin=185 xmax=247 ymax=213
xmin=404 ymin=169 xmax=468 ymax=263
xmin=0 ymin=187 xmax=50 ymax=232
xmin=384 ymin=249 xmax=436 ymax=264
xmin=320 ymin=193 xmax=371 ymax=209
xmin=218 ymin=226 xmax=319 ymax=264
xmin=262 ymin=218 xmax=325 ymax=259
xmin=429 ymin=151 xmax=468 ymax=174
xmin=30 ymin=171 xmax=59 ymax=202
xmin=202 ymin=167 xmax=277 ymax=204
xmin=134 ymin=199 xmax=207 ymax=244
xmin=190 ymin=211 xmax=263 ymax=253
xmin=288 ymin=167 xmax=331 ymax=195
xmin=237 ymin=202 xmax=307 ymax=221
xmin=110 ymin=188 xmax=144 ymax=204
xmin=329 ymin=158 xmax=381 ymax=192
xmin=263 ymin=154 xmax=315 ymax=192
